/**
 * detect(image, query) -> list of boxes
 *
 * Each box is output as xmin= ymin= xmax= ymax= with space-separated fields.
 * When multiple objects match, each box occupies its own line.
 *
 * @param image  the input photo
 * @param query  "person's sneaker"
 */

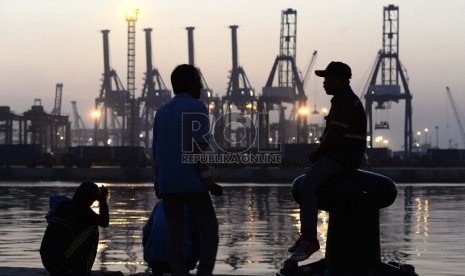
xmin=288 ymin=235 xmax=302 ymax=253
xmin=289 ymin=239 xmax=320 ymax=262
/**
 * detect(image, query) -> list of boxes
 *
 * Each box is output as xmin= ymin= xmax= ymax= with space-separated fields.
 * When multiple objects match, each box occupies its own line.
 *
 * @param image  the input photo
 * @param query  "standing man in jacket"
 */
xmin=152 ymin=64 xmax=222 ymax=276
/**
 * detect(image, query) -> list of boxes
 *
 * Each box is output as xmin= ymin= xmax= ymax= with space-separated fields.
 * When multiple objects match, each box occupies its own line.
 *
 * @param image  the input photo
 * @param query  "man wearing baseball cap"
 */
xmin=288 ymin=61 xmax=367 ymax=262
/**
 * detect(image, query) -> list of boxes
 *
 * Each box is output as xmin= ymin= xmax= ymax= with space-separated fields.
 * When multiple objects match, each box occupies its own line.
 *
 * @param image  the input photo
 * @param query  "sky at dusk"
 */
xmin=1 ymin=0 xmax=465 ymax=150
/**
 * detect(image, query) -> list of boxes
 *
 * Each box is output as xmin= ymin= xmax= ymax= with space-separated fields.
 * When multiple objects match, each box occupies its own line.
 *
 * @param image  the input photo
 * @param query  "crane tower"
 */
xmin=259 ymin=8 xmax=308 ymax=147
xmin=94 ymin=30 xmax=130 ymax=146
xmin=186 ymin=27 xmax=216 ymax=111
xmin=364 ymin=5 xmax=413 ymax=157
xmin=220 ymin=25 xmax=257 ymax=149
xmin=126 ymin=9 xmax=139 ymax=146
xmin=222 ymin=25 xmax=256 ymax=113
xmin=138 ymin=28 xmax=171 ymax=148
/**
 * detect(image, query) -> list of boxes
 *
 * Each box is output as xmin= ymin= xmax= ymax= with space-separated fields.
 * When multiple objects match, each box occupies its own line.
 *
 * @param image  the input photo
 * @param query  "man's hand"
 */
xmin=204 ymin=177 xmax=223 ymax=196
xmin=209 ymin=183 xmax=223 ymax=196
xmin=154 ymin=182 xmax=161 ymax=199
xmin=99 ymin=185 xmax=109 ymax=201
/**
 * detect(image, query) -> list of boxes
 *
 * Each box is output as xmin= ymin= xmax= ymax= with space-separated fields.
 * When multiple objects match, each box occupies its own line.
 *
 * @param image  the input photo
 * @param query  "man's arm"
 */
xmin=311 ymin=127 xmax=344 ymax=163
xmin=153 ymin=151 xmax=160 ymax=198
xmin=97 ymin=186 xmax=110 ymax=227
xmin=194 ymin=143 xmax=222 ymax=196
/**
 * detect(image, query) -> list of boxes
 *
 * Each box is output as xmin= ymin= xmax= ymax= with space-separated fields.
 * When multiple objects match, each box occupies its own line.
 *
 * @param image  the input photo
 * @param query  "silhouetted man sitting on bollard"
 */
xmin=288 ymin=61 xmax=366 ymax=262
xmin=40 ymin=182 xmax=109 ymax=276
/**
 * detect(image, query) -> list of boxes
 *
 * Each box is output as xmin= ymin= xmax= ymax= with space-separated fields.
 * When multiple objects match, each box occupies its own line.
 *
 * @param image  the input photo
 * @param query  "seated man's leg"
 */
xmin=290 ymin=156 xmax=344 ymax=261
xmin=67 ymin=226 xmax=99 ymax=276
xmin=41 ymin=254 xmax=67 ymax=276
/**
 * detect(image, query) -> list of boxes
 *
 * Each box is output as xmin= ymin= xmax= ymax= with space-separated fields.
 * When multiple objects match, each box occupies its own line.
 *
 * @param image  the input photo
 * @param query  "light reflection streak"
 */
xmin=98 ymin=261 xmax=146 ymax=265
xmin=289 ymin=208 xmax=301 ymax=234
xmin=317 ymin=210 xmax=329 ymax=255
xmin=414 ymin=197 xmax=429 ymax=256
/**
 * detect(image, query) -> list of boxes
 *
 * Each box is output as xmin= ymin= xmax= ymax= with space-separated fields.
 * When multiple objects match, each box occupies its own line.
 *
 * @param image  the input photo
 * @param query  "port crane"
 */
xmin=94 ymin=30 xmax=129 ymax=146
xmin=71 ymin=101 xmax=88 ymax=145
xmin=301 ymin=51 xmax=318 ymax=114
xmin=364 ymin=5 xmax=413 ymax=157
xmin=51 ymin=83 xmax=63 ymax=116
xmin=138 ymin=28 xmax=171 ymax=148
xmin=51 ymin=83 xmax=67 ymax=149
xmin=220 ymin=25 xmax=257 ymax=149
xmin=259 ymin=9 xmax=308 ymax=146
xmin=302 ymin=51 xmax=318 ymax=92
xmin=446 ymin=86 xmax=465 ymax=148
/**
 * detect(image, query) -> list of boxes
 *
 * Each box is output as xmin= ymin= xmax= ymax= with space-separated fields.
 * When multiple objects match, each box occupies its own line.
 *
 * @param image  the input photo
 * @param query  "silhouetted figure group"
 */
xmin=40 ymin=61 xmax=366 ymax=276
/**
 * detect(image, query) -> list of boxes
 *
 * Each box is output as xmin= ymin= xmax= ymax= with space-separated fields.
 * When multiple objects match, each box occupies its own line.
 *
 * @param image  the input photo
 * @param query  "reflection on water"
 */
xmin=0 ymin=182 xmax=465 ymax=275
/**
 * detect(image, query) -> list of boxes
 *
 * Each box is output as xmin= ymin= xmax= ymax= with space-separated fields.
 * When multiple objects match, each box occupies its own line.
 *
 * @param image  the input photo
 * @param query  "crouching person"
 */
xmin=40 ymin=182 xmax=110 ymax=276
xmin=143 ymin=199 xmax=199 ymax=276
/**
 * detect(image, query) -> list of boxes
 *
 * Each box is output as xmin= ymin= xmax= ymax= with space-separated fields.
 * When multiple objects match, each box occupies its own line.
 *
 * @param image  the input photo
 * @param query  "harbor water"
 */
xmin=0 ymin=181 xmax=464 ymax=276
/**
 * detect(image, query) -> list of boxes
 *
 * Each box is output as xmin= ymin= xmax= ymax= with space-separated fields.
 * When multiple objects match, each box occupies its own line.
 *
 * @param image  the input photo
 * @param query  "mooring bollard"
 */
xmin=287 ymin=170 xmax=399 ymax=275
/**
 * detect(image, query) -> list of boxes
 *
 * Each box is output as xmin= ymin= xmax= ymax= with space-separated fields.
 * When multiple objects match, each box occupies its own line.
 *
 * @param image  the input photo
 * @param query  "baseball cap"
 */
xmin=315 ymin=61 xmax=352 ymax=79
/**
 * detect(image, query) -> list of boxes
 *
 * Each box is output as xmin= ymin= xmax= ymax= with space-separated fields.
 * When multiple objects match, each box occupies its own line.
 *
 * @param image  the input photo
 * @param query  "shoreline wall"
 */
xmin=1 ymin=167 xmax=465 ymax=183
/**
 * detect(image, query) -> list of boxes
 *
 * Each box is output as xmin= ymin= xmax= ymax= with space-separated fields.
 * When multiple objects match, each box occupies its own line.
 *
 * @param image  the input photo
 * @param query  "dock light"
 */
xmin=91 ymin=110 xmax=101 ymax=119
xmin=125 ymin=8 xmax=139 ymax=21
xmin=298 ymin=106 xmax=309 ymax=116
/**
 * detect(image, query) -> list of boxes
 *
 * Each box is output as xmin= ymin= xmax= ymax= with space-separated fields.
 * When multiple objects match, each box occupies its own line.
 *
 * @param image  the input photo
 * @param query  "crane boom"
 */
xmin=71 ymin=101 xmax=88 ymax=130
xmin=302 ymin=50 xmax=318 ymax=90
xmin=446 ymin=86 xmax=465 ymax=148
xmin=51 ymin=83 xmax=63 ymax=115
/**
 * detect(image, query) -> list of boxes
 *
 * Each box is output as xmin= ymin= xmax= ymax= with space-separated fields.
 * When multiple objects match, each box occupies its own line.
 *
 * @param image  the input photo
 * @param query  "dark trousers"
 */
xmin=163 ymin=192 xmax=219 ymax=276
xmin=149 ymin=260 xmax=197 ymax=276
xmin=42 ymin=226 xmax=98 ymax=276
xmin=300 ymin=157 xmax=345 ymax=240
